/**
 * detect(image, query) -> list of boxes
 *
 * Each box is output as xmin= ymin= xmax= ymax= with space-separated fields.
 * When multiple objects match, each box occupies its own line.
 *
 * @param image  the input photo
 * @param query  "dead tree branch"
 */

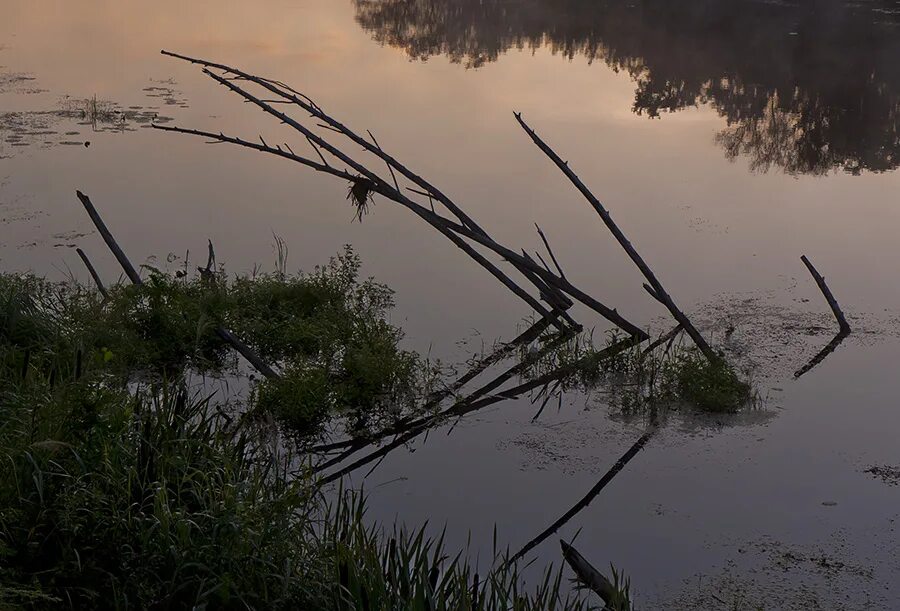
xmin=74 ymin=191 xmax=278 ymax=379
xmin=76 ymin=191 xmax=141 ymax=285
xmin=75 ymin=247 xmax=109 ymax=299
xmin=515 ymin=113 xmax=713 ymax=360
xmin=155 ymin=55 xmax=650 ymax=339
xmin=560 ymin=541 xmax=626 ymax=610
xmin=801 ymin=254 xmax=851 ymax=334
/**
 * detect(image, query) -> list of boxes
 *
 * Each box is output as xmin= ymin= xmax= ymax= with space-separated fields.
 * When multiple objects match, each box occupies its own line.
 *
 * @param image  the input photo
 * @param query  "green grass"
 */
xmin=520 ymin=327 xmax=753 ymax=414
xmin=0 ymin=249 xmax=616 ymax=609
xmin=0 ymin=247 xmax=436 ymax=441
xmin=0 ymin=360 xmax=596 ymax=609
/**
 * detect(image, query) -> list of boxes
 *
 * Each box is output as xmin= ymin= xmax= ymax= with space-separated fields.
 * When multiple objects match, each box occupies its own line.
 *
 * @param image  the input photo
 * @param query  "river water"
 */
xmin=2 ymin=1 xmax=899 ymax=607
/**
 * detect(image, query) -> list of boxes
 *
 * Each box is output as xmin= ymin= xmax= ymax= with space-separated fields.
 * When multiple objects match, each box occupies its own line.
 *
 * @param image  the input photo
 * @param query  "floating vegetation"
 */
xmin=0 ymin=78 xmax=184 ymax=156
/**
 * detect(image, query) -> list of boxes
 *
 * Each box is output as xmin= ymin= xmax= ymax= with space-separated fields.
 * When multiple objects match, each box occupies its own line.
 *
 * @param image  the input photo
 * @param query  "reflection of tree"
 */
xmin=354 ymin=0 xmax=900 ymax=175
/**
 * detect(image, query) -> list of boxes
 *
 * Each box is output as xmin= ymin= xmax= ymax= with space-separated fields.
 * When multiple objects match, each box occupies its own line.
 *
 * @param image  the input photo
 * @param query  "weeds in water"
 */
xmin=0 ymin=246 xmax=437 ymax=440
xmin=0 ymin=246 xmax=633 ymax=609
xmin=521 ymin=327 xmax=753 ymax=414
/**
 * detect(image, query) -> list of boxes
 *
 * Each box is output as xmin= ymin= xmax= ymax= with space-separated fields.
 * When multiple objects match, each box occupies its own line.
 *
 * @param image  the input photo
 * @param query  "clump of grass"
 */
xmin=521 ymin=327 xmax=753 ymax=414
xmin=319 ymin=491 xmax=592 ymax=611
xmin=0 ymin=248 xmax=626 ymax=609
xmin=0 ymin=246 xmax=436 ymax=440
xmin=663 ymin=351 xmax=752 ymax=413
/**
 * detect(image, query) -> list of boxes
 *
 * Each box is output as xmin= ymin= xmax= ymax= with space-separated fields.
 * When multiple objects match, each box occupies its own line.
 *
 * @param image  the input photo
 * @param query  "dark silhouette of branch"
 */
xmin=75 ymin=248 xmax=108 ymax=298
xmin=515 ymin=113 xmax=714 ymax=361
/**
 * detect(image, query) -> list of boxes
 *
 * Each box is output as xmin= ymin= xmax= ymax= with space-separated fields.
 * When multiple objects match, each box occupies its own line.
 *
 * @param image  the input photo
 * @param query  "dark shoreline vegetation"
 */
xmin=0 ymin=243 xmax=753 ymax=609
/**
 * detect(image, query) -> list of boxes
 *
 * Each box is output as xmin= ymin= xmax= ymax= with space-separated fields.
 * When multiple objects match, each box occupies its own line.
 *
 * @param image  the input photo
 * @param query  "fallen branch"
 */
xmin=75 ymin=247 xmax=108 ymax=299
xmin=560 ymin=541 xmax=627 ymax=610
xmin=515 ymin=113 xmax=714 ymax=361
xmin=800 ymin=254 xmax=851 ymax=334
xmin=152 ymin=124 xmax=569 ymax=333
xmin=76 ymin=191 xmax=141 ymax=285
xmin=74 ymin=190 xmax=278 ymax=379
xmin=157 ymin=52 xmax=651 ymax=340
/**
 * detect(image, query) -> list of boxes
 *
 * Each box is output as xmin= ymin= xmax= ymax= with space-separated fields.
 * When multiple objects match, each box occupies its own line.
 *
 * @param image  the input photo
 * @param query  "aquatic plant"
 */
xmin=0 ymin=246 xmax=436 ymax=442
xmin=519 ymin=327 xmax=753 ymax=414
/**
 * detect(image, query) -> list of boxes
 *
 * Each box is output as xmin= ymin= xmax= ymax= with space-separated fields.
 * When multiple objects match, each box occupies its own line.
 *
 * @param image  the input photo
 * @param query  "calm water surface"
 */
xmin=2 ymin=1 xmax=899 ymax=607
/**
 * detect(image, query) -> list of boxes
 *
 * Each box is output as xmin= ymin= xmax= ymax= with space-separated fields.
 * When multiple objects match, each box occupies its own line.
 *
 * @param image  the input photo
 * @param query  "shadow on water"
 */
xmin=353 ymin=0 xmax=900 ymax=175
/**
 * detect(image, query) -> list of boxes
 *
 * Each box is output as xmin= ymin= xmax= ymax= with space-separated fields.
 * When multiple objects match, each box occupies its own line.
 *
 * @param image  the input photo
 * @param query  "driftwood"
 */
xmin=74 ymin=191 xmax=278 ymax=379
xmin=509 ymin=422 xmax=659 ymax=564
xmin=801 ymin=255 xmax=851 ymax=334
xmin=75 ymin=248 xmax=109 ymax=298
xmin=155 ymin=51 xmax=652 ymax=341
xmin=514 ymin=114 xmax=714 ymax=361
xmin=560 ymin=541 xmax=627 ymax=610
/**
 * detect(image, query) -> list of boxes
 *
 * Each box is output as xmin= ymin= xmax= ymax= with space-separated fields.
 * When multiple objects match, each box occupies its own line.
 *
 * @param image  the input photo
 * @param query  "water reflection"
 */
xmin=354 ymin=0 xmax=900 ymax=175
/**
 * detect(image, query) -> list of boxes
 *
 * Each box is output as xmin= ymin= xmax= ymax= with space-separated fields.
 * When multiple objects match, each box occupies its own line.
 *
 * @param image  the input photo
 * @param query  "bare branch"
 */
xmin=516 ymin=112 xmax=712 ymax=360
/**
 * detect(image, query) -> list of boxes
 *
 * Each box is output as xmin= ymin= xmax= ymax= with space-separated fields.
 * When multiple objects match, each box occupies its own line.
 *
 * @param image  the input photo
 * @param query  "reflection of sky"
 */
xmin=1 ymin=3 xmax=899 ymax=604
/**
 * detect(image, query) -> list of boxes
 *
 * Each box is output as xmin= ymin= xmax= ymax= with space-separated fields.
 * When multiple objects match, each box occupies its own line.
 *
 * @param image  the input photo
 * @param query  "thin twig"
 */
xmin=535 ymin=223 xmax=567 ymax=280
